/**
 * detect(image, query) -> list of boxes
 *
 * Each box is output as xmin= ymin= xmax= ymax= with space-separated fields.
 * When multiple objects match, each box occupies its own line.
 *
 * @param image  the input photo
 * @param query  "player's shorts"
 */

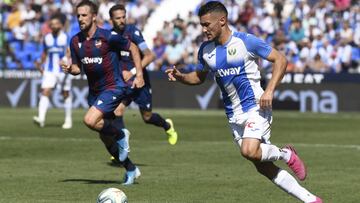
xmin=41 ymin=72 xmax=72 ymax=91
xmin=88 ymin=88 xmax=127 ymax=117
xmin=123 ymin=85 xmax=152 ymax=111
xmin=228 ymin=106 xmax=272 ymax=147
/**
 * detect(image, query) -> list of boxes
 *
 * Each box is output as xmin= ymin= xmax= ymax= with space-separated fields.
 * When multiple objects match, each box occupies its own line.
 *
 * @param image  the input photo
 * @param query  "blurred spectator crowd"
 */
xmin=0 ymin=0 xmax=159 ymax=69
xmin=1 ymin=0 xmax=360 ymax=74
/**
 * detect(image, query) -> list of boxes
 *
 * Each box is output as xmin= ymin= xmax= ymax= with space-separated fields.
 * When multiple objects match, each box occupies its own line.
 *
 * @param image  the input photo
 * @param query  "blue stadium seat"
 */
xmin=6 ymin=60 xmax=19 ymax=69
xmin=9 ymin=41 xmax=22 ymax=51
xmin=351 ymin=47 xmax=360 ymax=61
xmin=22 ymin=61 xmax=35 ymax=69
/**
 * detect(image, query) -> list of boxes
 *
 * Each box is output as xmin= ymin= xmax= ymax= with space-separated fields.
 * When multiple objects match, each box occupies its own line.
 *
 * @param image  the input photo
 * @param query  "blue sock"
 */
xmin=144 ymin=113 xmax=170 ymax=131
xmin=100 ymin=119 xmax=125 ymax=140
xmin=105 ymin=143 xmax=135 ymax=171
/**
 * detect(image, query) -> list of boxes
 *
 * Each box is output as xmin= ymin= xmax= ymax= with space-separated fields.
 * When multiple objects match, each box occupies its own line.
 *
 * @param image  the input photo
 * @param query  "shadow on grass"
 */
xmin=60 ymin=179 xmax=122 ymax=184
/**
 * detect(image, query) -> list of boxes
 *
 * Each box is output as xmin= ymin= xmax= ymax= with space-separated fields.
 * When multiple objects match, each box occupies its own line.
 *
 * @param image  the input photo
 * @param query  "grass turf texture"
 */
xmin=0 ymin=108 xmax=359 ymax=203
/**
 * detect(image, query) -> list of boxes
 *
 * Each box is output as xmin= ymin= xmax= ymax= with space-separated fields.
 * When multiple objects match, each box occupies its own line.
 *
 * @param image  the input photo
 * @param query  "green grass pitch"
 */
xmin=0 ymin=108 xmax=359 ymax=202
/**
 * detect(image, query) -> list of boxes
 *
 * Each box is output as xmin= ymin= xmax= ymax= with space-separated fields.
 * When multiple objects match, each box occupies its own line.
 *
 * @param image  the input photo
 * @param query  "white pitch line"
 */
xmin=1 ymin=136 xmax=359 ymax=150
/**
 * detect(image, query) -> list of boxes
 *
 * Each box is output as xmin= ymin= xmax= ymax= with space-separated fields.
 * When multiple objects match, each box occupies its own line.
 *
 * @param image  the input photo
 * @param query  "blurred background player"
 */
xmin=61 ymin=0 xmax=144 ymax=185
xmin=108 ymin=4 xmax=178 ymax=145
xmin=33 ymin=14 xmax=72 ymax=129
xmin=166 ymin=1 xmax=322 ymax=203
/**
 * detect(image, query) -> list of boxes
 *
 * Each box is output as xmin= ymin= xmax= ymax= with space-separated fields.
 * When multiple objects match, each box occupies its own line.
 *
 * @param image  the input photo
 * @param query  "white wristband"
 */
xmin=130 ymin=68 xmax=137 ymax=75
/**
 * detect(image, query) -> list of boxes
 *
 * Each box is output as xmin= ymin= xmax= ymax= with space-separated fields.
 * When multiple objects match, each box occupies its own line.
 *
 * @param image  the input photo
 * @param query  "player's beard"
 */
xmin=79 ymin=21 xmax=92 ymax=33
xmin=114 ymin=23 xmax=125 ymax=33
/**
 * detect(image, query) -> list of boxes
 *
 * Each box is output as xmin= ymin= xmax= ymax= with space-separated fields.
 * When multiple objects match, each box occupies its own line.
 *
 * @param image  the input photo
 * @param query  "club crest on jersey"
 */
xmin=95 ymin=40 xmax=102 ymax=48
xmin=228 ymin=48 xmax=237 ymax=56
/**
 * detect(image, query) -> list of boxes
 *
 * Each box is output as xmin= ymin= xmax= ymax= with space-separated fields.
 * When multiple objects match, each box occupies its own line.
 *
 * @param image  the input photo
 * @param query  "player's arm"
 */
xmin=141 ymin=48 xmax=155 ymax=69
xmin=61 ymin=63 xmax=81 ymax=75
xmin=61 ymin=39 xmax=81 ymax=75
xmin=35 ymin=40 xmax=47 ymax=74
xmin=260 ymin=48 xmax=287 ymax=109
xmin=165 ymin=66 xmax=209 ymax=85
xmin=128 ymin=42 xmax=144 ymax=88
xmin=34 ymin=51 xmax=46 ymax=74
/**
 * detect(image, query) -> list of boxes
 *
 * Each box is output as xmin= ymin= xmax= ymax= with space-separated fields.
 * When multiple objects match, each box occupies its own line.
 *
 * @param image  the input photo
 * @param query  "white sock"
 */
xmin=260 ymin=143 xmax=288 ymax=162
xmin=38 ymin=95 xmax=49 ymax=121
xmin=64 ymin=95 xmax=72 ymax=123
xmin=273 ymin=170 xmax=317 ymax=203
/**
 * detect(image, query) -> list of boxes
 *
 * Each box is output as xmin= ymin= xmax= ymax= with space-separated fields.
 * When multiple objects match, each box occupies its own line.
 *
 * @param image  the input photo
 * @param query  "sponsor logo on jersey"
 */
xmin=216 ymin=66 xmax=242 ymax=77
xmin=120 ymin=51 xmax=130 ymax=57
xmin=81 ymin=57 xmax=103 ymax=64
xmin=95 ymin=40 xmax=102 ymax=48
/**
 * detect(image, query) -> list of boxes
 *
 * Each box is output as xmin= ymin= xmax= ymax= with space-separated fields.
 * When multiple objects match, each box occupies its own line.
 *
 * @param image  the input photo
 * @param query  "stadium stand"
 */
xmin=0 ymin=0 xmax=359 ymax=74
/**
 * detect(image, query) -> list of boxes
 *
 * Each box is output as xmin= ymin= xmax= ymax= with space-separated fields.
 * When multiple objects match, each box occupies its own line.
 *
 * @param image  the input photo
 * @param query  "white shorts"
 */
xmin=229 ymin=106 xmax=273 ymax=147
xmin=41 ymin=72 xmax=72 ymax=91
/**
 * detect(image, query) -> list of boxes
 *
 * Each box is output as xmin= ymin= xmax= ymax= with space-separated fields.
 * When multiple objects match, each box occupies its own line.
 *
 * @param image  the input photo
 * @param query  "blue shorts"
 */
xmin=124 ymin=85 xmax=152 ymax=111
xmin=88 ymin=88 xmax=127 ymax=117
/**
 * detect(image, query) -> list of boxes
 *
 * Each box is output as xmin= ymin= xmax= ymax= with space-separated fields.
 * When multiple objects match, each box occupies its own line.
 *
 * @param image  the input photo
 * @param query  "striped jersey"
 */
xmin=116 ymin=24 xmax=150 ymax=85
xmin=43 ymin=31 xmax=68 ymax=73
xmin=197 ymin=31 xmax=272 ymax=119
xmin=70 ymin=27 xmax=130 ymax=95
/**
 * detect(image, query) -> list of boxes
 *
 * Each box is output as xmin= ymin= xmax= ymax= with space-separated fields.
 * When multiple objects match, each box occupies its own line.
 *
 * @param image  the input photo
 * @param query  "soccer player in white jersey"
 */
xmin=33 ymin=14 xmax=72 ymax=129
xmin=166 ymin=2 xmax=322 ymax=203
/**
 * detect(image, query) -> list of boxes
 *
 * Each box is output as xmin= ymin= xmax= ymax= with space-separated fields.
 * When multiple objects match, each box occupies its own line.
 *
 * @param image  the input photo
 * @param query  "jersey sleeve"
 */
xmin=243 ymin=34 xmax=272 ymax=59
xmin=195 ymin=42 xmax=209 ymax=72
xmin=69 ymin=37 xmax=80 ymax=65
xmin=131 ymin=27 xmax=148 ymax=52
xmin=110 ymin=34 xmax=131 ymax=51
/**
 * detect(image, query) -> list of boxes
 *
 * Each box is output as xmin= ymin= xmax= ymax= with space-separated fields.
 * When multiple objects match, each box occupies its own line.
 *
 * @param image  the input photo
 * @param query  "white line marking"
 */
xmin=1 ymin=136 xmax=359 ymax=150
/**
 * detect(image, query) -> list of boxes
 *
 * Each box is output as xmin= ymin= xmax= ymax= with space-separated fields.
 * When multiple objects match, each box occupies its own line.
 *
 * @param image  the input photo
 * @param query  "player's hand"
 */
xmin=122 ymin=70 xmax=133 ymax=82
xmin=259 ymin=90 xmax=273 ymax=109
xmin=60 ymin=60 xmax=71 ymax=73
xmin=132 ymin=75 xmax=144 ymax=89
xmin=165 ymin=66 xmax=182 ymax=81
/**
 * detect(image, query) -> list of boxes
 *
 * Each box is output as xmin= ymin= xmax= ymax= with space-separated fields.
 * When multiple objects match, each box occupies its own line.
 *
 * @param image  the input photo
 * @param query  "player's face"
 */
xmin=76 ymin=5 xmax=96 ymax=32
xmin=111 ymin=9 xmax=126 ymax=31
xmin=200 ymin=13 xmax=222 ymax=41
xmin=49 ymin=18 xmax=62 ymax=34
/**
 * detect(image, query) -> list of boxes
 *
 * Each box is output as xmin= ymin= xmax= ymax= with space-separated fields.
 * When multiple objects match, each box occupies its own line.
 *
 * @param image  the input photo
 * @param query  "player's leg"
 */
xmin=99 ymin=133 xmax=141 ymax=185
xmin=241 ymin=109 xmax=306 ymax=180
xmin=34 ymin=73 xmax=56 ymax=127
xmin=253 ymin=161 xmax=322 ymax=203
xmin=135 ymin=86 xmax=178 ymax=145
xmin=231 ymin=109 xmax=322 ymax=202
xmin=61 ymin=73 xmax=72 ymax=129
xmin=33 ymin=88 xmax=52 ymax=127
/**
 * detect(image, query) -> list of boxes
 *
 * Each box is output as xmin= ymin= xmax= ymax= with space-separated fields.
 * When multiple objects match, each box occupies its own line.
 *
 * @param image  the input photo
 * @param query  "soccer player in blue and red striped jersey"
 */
xmin=105 ymin=4 xmax=178 ymax=146
xmin=61 ymin=0 xmax=143 ymax=185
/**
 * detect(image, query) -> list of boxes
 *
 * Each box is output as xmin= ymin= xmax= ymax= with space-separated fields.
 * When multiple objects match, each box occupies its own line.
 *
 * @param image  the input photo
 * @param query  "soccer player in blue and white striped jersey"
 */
xmin=33 ymin=14 xmax=72 ymax=129
xmin=166 ymin=1 xmax=322 ymax=203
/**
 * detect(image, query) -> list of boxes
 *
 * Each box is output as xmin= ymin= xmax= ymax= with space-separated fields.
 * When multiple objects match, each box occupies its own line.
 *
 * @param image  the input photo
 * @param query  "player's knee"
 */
xmin=241 ymin=145 xmax=261 ymax=161
xmin=83 ymin=115 xmax=96 ymax=129
xmin=142 ymin=112 xmax=152 ymax=123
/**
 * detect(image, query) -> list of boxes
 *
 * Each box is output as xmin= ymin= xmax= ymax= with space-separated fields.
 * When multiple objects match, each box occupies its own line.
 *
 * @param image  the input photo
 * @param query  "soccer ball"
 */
xmin=96 ymin=188 xmax=128 ymax=203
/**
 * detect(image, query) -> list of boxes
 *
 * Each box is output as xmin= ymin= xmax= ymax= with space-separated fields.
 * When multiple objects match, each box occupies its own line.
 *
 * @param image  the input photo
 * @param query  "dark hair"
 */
xmin=198 ymin=1 xmax=228 ymax=18
xmin=50 ymin=13 xmax=67 ymax=25
xmin=109 ymin=4 xmax=126 ymax=18
xmin=50 ymin=13 xmax=63 ymax=23
xmin=76 ymin=0 xmax=98 ymax=15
